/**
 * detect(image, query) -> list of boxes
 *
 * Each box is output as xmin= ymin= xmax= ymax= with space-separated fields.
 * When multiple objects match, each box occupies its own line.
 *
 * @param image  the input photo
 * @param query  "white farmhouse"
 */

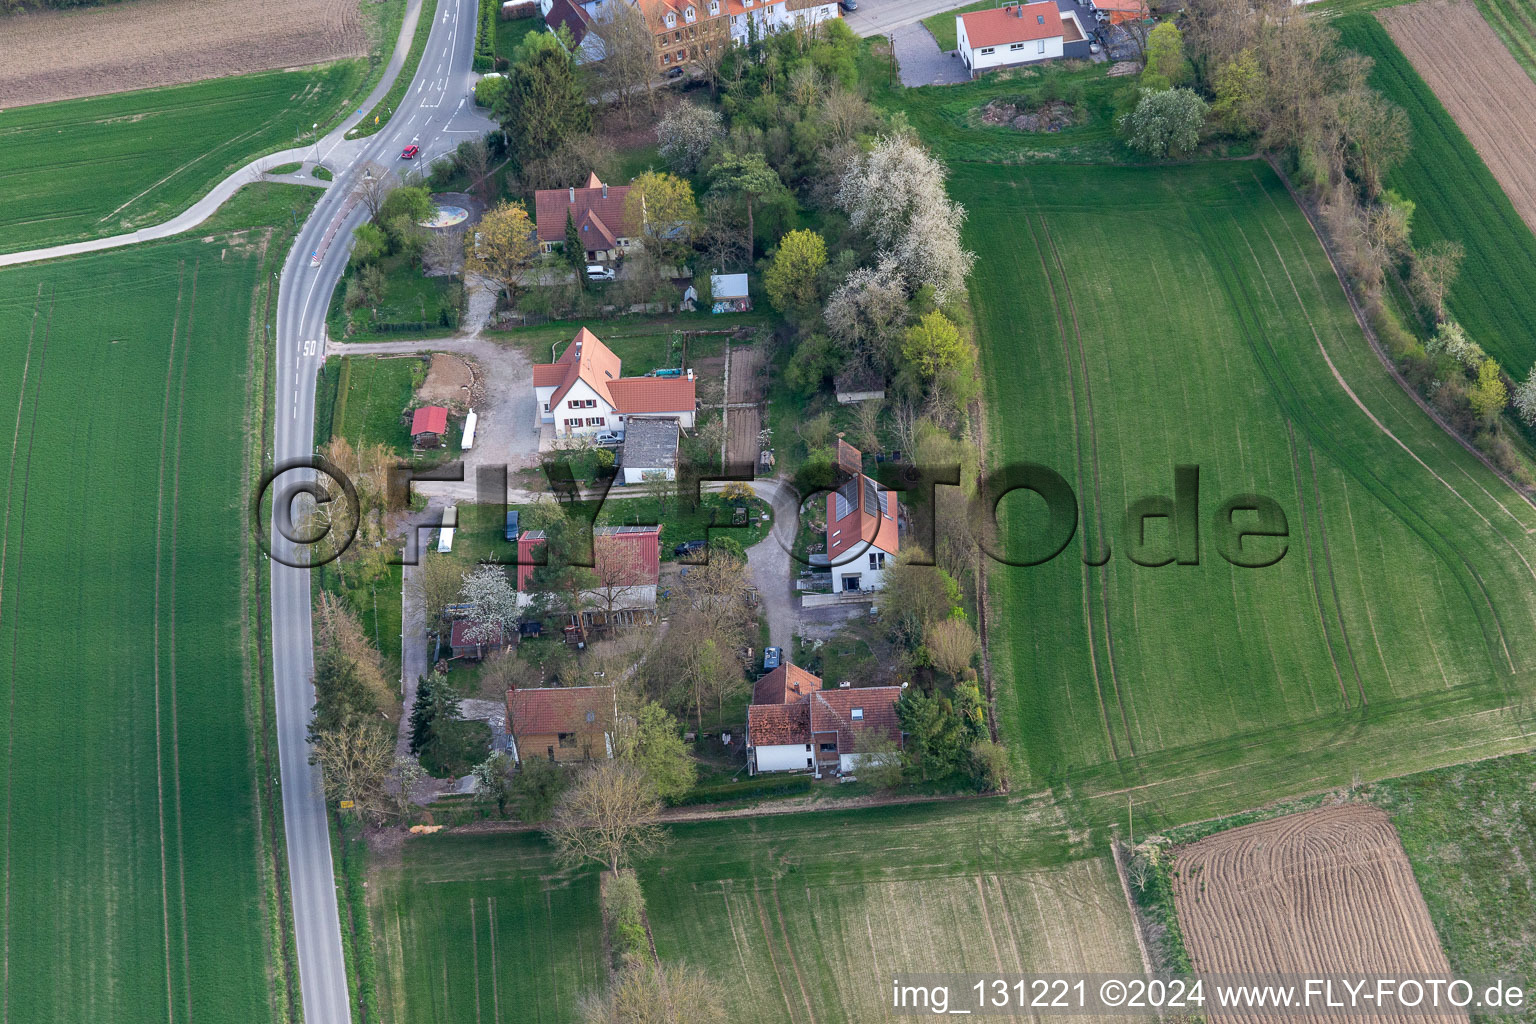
xmin=818 ymin=440 xmax=899 ymax=593
xmin=746 ymin=663 xmax=904 ymax=777
xmin=956 ymin=1 xmax=1090 ymax=77
xmin=533 ymin=327 xmax=697 ymax=439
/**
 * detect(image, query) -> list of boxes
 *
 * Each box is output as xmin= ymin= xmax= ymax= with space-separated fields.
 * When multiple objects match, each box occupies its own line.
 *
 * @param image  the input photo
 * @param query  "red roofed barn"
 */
xmin=745 ymin=663 xmax=904 ymax=776
xmin=534 ymin=173 xmax=636 ymax=264
xmin=410 ymin=405 xmax=449 ymax=448
xmin=533 ymin=327 xmax=697 ymax=439
xmin=955 ymin=1 xmax=1090 ymax=77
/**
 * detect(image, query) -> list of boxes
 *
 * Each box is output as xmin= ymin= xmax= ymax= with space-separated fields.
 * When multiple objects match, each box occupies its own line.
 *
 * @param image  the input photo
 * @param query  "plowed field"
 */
xmin=1172 ymin=806 xmax=1464 ymax=1024
xmin=0 ymin=0 xmax=365 ymax=107
xmin=1379 ymin=0 xmax=1536 ymax=233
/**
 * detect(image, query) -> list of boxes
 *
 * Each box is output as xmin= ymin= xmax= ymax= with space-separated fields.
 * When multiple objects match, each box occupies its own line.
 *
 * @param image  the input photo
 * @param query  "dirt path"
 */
xmin=1380 ymin=0 xmax=1536 ymax=235
xmin=744 ymin=478 xmax=801 ymax=653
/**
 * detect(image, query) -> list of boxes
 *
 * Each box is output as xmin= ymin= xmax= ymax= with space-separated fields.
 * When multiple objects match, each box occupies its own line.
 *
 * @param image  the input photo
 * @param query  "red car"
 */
xmin=400 ymin=144 xmax=420 ymax=160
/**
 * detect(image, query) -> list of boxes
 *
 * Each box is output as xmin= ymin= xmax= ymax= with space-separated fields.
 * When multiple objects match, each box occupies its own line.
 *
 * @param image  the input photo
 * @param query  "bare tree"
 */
xmin=423 ymin=228 xmax=462 ymax=277
xmin=351 ymin=162 xmax=392 ymax=220
xmin=312 ymin=716 xmax=395 ymax=821
xmin=925 ymin=616 xmax=978 ymax=680
xmin=591 ymin=0 xmax=657 ymax=122
xmin=582 ymin=961 xmax=727 ymax=1024
xmin=592 ymin=535 xmax=653 ymax=617
xmin=1410 ymin=239 xmax=1465 ymax=323
xmin=547 ymin=760 xmax=667 ymax=874
xmin=458 ymin=138 xmax=495 ymax=205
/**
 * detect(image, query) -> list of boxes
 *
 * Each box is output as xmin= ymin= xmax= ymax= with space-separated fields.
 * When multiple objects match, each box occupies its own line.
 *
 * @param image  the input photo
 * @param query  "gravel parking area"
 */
xmin=894 ymin=23 xmax=971 ymax=86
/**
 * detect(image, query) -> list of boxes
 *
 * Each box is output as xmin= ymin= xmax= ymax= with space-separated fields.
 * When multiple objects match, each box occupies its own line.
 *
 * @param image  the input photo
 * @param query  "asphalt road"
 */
xmin=267 ymin=0 xmax=494 ymax=1019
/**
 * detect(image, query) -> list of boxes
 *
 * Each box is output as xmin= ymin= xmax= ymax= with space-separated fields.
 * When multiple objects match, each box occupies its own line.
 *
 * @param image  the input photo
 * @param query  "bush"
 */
xmin=601 ymin=870 xmax=650 ymax=968
xmin=1120 ymin=88 xmax=1208 ymax=159
xmin=473 ymin=0 xmax=497 ymax=72
xmin=665 ymin=775 xmax=811 ymax=806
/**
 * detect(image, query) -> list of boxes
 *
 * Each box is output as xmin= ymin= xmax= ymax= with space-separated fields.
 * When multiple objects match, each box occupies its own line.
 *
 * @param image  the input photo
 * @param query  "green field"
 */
xmin=1336 ymin=13 xmax=1536 ymax=373
xmin=0 ymin=62 xmax=367 ymax=255
xmin=1372 ymin=752 xmax=1536 ymax=988
xmin=0 ymin=230 xmax=279 ymax=1016
xmin=966 ymin=159 xmax=1536 ymax=830
xmin=373 ymin=798 xmax=1143 ymax=1024
xmin=1470 ymin=0 xmax=1536 ymax=82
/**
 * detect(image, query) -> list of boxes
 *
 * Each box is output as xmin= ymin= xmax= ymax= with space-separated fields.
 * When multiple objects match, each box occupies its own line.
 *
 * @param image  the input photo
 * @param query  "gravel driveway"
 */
xmin=893 ymin=23 xmax=970 ymax=86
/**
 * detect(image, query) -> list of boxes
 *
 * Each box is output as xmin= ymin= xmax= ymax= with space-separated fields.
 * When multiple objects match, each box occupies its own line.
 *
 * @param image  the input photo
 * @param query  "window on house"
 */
xmin=980 ymin=46 xmax=994 ymax=54
xmin=1010 ymin=41 xmax=1023 ymax=50
xmin=851 ymin=708 xmax=864 ymax=720
xmin=806 ymin=757 xmax=813 ymax=767
xmin=586 ymin=416 xmax=604 ymax=426
xmin=543 ymin=402 xmax=551 ymax=412
xmin=709 ymin=0 xmax=718 ymax=12
xmin=685 ymin=5 xmax=695 ymax=19
xmin=558 ymin=732 xmax=577 ymax=748
xmin=547 ymin=746 xmax=555 ymax=761
xmin=663 ymin=52 xmax=671 ymax=62
xmin=666 ymin=11 xmax=675 ymax=24
xmin=804 ymin=744 xmax=811 ymax=751
xmin=1037 ymin=37 xmax=1045 ymax=53
xmin=819 ymin=742 xmax=837 ymax=752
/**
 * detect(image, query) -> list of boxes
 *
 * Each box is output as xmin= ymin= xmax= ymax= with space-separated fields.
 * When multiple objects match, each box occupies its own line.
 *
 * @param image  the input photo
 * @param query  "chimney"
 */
xmin=569 ymin=186 xmax=575 ymax=203
xmin=687 ymin=368 xmax=694 ymax=381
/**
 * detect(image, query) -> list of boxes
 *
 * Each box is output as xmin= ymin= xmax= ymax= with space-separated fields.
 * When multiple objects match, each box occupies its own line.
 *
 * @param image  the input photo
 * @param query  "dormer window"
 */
xmin=709 ymin=0 xmax=718 ymax=12
xmin=685 ymin=5 xmax=695 ymax=20
xmin=665 ymin=11 xmax=675 ymax=25
xmin=851 ymin=708 xmax=864 ymax=720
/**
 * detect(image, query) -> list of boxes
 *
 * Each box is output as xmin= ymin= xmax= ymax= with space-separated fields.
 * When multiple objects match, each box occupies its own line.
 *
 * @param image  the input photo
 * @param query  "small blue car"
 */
xmin=763 ymin=646 xmax=782 ymax=671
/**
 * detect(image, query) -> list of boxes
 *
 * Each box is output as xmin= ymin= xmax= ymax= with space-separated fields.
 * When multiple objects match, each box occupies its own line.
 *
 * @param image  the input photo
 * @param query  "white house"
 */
xmin=533 ymin=327 xmax=697 ymax=439
xmin=746 ymin=664 xmax=904 ymax=777
xmin=956 ymin=1 xmax=1089 ymax=76
xmin=817 ymin=440 xmax=899 ymax=593
xmin=724 ymin=0 xmax=839 ymax=45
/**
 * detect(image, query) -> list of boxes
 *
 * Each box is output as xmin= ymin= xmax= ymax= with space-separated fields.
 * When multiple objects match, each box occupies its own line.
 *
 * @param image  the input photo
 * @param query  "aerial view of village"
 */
xmin=5 ymin=0 xmax=1536 ymax=1018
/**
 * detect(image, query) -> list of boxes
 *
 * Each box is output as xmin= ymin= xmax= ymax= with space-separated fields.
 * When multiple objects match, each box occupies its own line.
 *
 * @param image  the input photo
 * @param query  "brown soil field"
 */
xmin=1172 ymin=806 xmax=1465 ymax=1024
xmin=0 ymin=0 xmax=366 ymax=107
xmin=1380 ymin=0 xmax=1536 ymax=234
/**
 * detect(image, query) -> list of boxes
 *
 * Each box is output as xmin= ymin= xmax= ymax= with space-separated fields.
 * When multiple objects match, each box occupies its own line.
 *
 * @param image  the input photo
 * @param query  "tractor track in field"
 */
xmin=751 ymin=889 xmax=800 ymax=1023
xmin=1285 ymin=422 xmax=1352 ymax=709
xmin=770 ymin=883 xmax=818 ymax=1024
xmin=0 ymin=283 xmax=50 ymax=1024
xmin=167 ymin=260 xmax=201 ymax=1023
xmin=1307 ymin=443 xmax=1368 ymax=708
xmin=1022 ymin=215 xmax=1121 ymax=763
xmin=151 ymin=260 xmax=189 ymax=1024
xmin=1039 ymin=215 xmax=1138 ymax=760
xmin=1246 ymin=206 xmax=1522 ymax=673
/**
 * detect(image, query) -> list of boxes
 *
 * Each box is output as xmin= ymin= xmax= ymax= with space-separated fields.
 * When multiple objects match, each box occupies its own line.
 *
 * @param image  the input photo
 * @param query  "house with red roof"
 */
xmin=533 ymin=327 xmax=697 ymax=439
xmin=745 ymin=662 xmax=904 ymax=776
xmin=506 ymin=682 xmax=617 ymax=763
xmin=955 ymin=1 xmax=1090 ymax=77
xmin=514 ymin=525 xmax=662 ymax=629
xmin=534 ymin=173 xmax=637 ymax=264
xmin=819 ymin=440 xmax=899 ymax=593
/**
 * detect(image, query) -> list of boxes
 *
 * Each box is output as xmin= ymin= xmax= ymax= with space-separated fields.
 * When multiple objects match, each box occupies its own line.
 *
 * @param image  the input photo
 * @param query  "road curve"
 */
xmin=268 ymin=0 xmax=493 ymax=1020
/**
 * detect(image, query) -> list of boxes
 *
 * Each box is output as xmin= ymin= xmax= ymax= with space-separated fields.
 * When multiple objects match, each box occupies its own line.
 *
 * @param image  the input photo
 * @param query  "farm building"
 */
xmin=506 ymin=683 xmax=617 ymax=763
xmin=620 ymin=416 xmax=681 ymax=484
xmin=710 ymin=273 xmax=751 ymax=313
xmin=820 ymin=440 xmax=899 ymax=592
xmin=411 ymin=405 xmax=449 ymax=448
xmin=533 ymin=174 xmax=636 ymax=263
xmin=956 ymin=1 xmax=1090 ymax=76
xmin=533 ymin=327 xmax=697 ymax=440
xmin=746 ymin=664 xmax=904 ymax=776
xmin=449 ymin=619 xmax=508 ymax=660
xmin=834 ymin=366 xmax=885 ymax=405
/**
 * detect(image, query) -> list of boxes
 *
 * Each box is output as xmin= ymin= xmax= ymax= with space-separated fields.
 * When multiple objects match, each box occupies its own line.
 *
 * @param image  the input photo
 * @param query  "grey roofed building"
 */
xmin=621 ymin=416 xmax=681 ymax=485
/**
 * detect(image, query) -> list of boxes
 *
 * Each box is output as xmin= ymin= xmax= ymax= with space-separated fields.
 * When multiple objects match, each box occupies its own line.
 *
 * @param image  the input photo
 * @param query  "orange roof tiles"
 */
xmin=507 ymin=684 xmax=614 ymax=737
xmin=533 ymin=176 xmax=634 ymax=245
xmin=410 ymin=406 xmax=448 ymax=435
xmin=606 ymin=376 xmax=696 ymax=415
xmin=533 ymin=327 xmax=622 ymax=410
xmin=753 ymin=663 xmax=822 ymax=705
xmin=960 ymin=1 xmax=1063 ymax=48
xmin=747 ymin=702 xmax=810 ymax=745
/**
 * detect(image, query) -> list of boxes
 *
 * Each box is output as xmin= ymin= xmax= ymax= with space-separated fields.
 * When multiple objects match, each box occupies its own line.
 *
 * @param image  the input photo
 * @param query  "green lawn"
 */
xmin=1337 ymin=13 xmax=1536 ymax=373
xmin=450 ymin=494 xmax=772 ymax=565
xmin=329 ymin=354 xmax=428 ymax=454
xmin=373 ymin=798 xmax=1143 ymax=1023
xmin=494 ymin=15 xmax=541 ymax=64
xmin=329 ymin=252 xmax=463 ymax=341
xmin=966 ymin=159 xmax=1536 ymax=832
xmin=0 ymin=228 xmax=280 ymax=1019
xmin=0 ymin=62 xmax=369 ymax=254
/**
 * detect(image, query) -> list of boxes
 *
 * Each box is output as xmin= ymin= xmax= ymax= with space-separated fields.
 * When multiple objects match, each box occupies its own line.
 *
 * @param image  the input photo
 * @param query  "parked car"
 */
xmin=585 ymin=264 xmax=616 ymax=282
xmin=400 ymin=144 xmax=420 ymax=160
xmin=763 ymin=646 xmax=782 ymax=671
xmin=593 ymin=431 xmax=622 ymax=446
xmin=839 ymin=0 xmax=857 ymax=10
xmin=504 ymin=509 xmax=519 ymax=542
xmin=666 ymin=66 xmax=684 ymax=79
xmin=674 ymin=539 xmax=707 ymax=558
